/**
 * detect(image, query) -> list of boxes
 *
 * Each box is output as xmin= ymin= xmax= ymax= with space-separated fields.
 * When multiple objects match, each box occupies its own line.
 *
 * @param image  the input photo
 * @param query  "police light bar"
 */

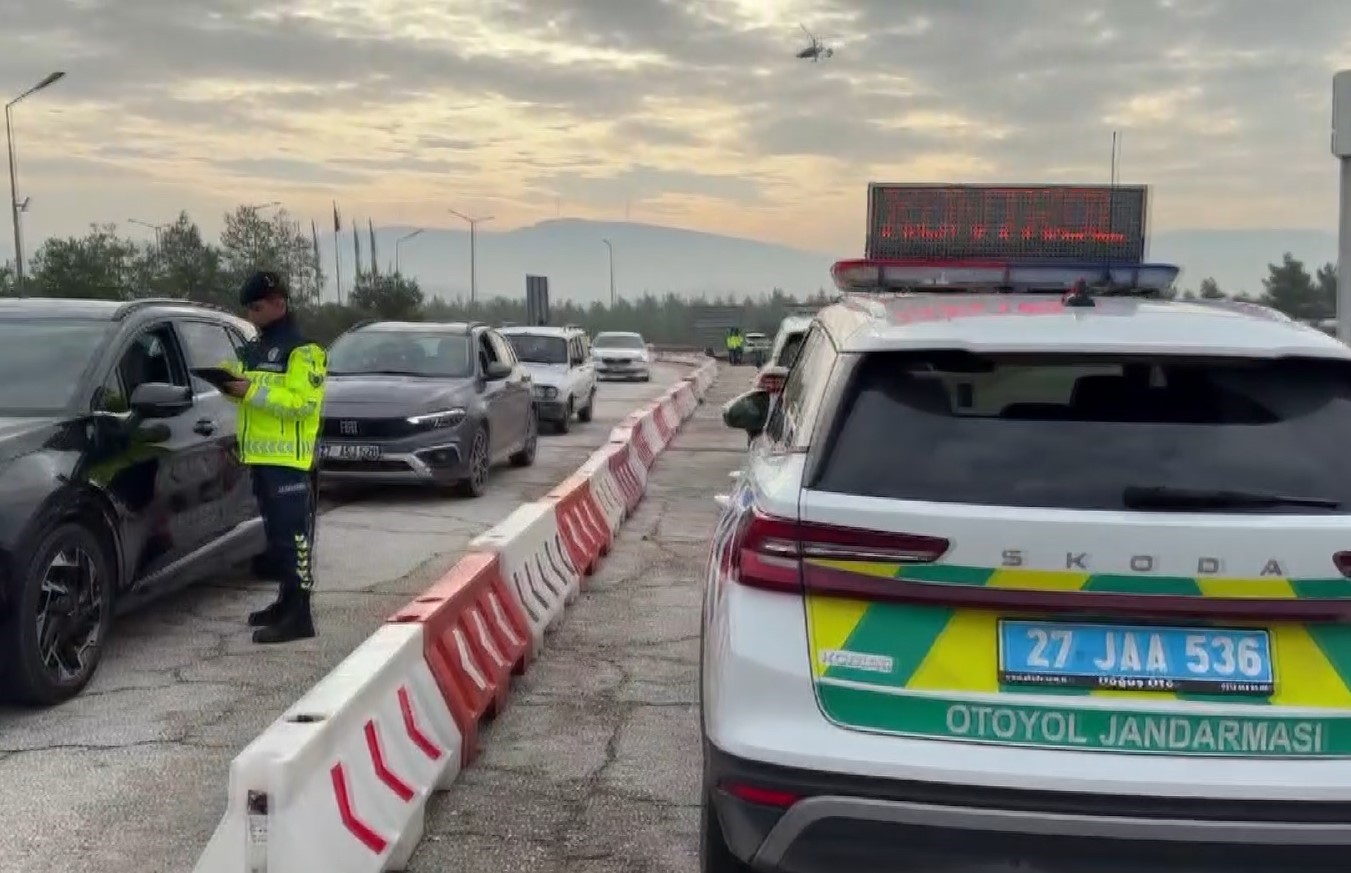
xmin=831 ymin=259 xmax=1181 ymax=295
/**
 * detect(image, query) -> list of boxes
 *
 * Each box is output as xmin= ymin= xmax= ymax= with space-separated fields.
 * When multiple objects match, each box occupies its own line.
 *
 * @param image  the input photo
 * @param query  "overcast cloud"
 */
xmin=2 ymin=0 xmax=1350 ymax=253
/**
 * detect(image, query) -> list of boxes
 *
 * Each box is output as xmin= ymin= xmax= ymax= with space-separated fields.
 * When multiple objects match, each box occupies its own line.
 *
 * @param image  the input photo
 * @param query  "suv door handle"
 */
xmin=193 ymin=419 xmax=217 ymax=436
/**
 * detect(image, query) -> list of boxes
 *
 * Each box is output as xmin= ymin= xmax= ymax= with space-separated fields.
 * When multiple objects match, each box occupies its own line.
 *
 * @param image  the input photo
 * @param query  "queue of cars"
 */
xmin=0 ymin=300 xmax=652 ymax=707
xmin=703 ymin=263 xmax=1351 ymax=871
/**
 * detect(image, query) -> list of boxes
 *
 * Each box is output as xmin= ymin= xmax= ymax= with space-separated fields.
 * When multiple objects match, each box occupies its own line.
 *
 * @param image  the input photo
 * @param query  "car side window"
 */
xmin=765 ymin=325 xmax=832 ymax=446
xmin=476 ymin=331 xmax=499 ymax=374
xmin=97 ymin=324 xmax=188 ymax=411
xmin=178 ymin=320 xmax=241 ymax=392
xmin=487 ymin=331 xmax=517 ymax=367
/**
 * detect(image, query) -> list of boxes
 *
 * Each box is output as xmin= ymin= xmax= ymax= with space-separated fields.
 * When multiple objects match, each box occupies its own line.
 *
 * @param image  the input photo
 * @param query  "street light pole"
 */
xmin=1335 ymin=70 xmax=1351 ymax=344
xmin=128 ymin=218 xmax=167 ymax=250
xmin=395 ymin=229 xmax=424 ymax=274
xmin=448 ymin=209 xmax=493 ymax=304
xmin=602 ymin=238 xmax=616 ymax=307
xmin=6 ymin=71 xmax=65 ymax=293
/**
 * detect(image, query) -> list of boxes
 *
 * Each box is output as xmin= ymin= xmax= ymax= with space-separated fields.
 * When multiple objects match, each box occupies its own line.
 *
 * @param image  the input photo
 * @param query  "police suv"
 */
xmin=702 ymin=185 xmax=1351 ymax=872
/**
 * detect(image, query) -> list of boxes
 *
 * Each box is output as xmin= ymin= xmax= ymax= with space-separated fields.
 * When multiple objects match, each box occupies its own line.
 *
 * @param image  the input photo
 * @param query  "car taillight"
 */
xmin=719 ymin=780 xmax=802 ymax=809
xmin=754 ymin=372 xmax=785 ymax=393
xmin=730 ymin=510 xmax=949 ymax=595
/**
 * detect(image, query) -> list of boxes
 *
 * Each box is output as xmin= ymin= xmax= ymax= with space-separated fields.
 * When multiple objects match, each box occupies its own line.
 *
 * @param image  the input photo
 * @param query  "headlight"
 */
xmin=534 ymin=385 xmax=558 ymax=400
xmin=407 ymin=408 xmax=466 ymax=428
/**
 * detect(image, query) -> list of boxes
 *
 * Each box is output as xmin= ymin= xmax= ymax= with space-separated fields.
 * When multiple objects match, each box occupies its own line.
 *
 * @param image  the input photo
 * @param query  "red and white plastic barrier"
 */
xmin=193 ymin=359 xmax=718 ymax=873
xmin=192 ymin=625 xmax=461 ymax=873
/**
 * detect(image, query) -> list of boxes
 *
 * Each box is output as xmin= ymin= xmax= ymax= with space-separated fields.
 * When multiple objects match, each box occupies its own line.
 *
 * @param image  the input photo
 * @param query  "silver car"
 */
xmin=317 ymin=320 xmax=537 ymax=496
xmin=591 ymin=331 xmax=651 ymax=381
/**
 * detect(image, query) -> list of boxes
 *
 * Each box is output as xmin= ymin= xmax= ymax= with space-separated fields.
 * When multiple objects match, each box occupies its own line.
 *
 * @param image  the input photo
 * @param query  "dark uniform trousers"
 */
xmin=251 ymin=465 xmax=317 ymax=598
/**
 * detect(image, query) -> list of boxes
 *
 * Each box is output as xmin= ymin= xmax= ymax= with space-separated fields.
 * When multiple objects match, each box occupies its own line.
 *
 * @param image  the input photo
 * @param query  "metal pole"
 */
xmin=603 ymin=238 xmax=615 ymax=307
xmin=5 ymin=106 xmax=21 ymax=291
xmin=1335 ymin=70 xmax=1351 ymax=343
xmin=1339 ymin=158 xmax=1351 ymax=345
xmin=449 ymin=209 xmax=492 ymax=305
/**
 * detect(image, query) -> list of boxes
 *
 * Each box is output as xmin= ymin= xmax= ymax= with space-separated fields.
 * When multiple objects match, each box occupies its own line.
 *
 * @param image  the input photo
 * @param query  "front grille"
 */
xmin=601 ymin=357 xmax=632 ymax=365
xmin=320 ymin=417 xmax=414 ymax=439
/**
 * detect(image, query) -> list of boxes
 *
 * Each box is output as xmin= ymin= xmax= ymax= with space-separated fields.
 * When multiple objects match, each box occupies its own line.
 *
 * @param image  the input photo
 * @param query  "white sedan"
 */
xmin=591 ymin=331 xmax=651 ymax=381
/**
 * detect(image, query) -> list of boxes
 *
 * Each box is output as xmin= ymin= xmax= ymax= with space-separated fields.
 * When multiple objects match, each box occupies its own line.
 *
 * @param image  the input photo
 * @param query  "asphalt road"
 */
xmin=0 ymin=363 xmax=691 ymax=873
xmin=406 ymin=367 xmax=743 ymax=872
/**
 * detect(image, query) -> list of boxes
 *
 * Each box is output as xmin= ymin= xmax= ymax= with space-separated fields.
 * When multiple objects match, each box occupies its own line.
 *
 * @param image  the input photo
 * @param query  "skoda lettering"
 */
xmin=998 ymin=549 xmax=1286 ymax=577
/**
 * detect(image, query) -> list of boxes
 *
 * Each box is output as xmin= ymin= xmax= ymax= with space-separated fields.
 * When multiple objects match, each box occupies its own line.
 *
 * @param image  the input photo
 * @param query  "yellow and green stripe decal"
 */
xmin=806 ymin=562 xmax=1351 ymax=756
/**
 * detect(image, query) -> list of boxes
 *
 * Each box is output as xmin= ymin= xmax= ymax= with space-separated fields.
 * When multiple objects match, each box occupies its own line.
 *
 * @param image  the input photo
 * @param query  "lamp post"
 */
xmin=448 ymin=208 xmax=493 ymax=303
xmin=1335 ymin=70 xmax=1351 ymax=344
xmin=128 ymin=218 xmax=168 ymax=250
xmin=6 ymin=71 xmax=65 ymax=293
xmin=602 ymin=238 xmax=616 ymax=307
xmin=395 ymin=228 xmax=423 ymax=274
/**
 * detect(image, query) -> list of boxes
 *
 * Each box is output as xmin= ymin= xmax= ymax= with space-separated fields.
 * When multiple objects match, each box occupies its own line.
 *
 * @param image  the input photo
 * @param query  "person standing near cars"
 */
xmin=220 ymin=271 xmax=328 ymax=644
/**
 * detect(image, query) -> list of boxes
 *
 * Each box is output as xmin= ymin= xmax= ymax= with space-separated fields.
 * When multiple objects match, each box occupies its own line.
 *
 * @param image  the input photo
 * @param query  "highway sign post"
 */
xmin=1333 ymin=70 xmax=1351 ymax=342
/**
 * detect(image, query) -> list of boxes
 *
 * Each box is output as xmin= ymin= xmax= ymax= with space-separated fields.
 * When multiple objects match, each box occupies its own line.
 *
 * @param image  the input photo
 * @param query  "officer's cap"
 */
xmin=239 ymin=270 xmax=289 ymax=306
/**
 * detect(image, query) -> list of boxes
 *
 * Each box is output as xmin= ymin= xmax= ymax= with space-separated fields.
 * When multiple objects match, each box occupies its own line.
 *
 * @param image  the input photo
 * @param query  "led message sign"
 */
xmin=866 ymin=184 xmax=1148 ymax=263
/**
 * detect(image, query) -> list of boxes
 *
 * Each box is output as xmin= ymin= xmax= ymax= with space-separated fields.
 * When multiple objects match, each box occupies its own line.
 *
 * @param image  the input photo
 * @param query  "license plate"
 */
xmin=997 ymin=620 xmax=1273 ymax=696
xmin=320 ymin=444 xmax=382 ymax=461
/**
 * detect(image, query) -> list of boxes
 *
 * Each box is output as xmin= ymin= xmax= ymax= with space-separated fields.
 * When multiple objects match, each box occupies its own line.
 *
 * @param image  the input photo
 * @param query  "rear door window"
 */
xmin=814 ymin=351 xmax=1351 ymax=513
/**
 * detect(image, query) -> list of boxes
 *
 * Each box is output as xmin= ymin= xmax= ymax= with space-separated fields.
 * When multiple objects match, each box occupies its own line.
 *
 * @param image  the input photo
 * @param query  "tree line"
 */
xmin=0 ymin=206 xmax=1340 ymax=344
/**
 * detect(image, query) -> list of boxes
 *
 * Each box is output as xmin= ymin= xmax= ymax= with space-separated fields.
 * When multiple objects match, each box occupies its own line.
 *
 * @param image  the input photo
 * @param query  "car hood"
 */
xmin=518 ymin=362 xmax=568 ymax=386
xmin=322 ymin=375 xmax=473 ymax=417
xmin=0 ymin=415 xmax=65 ymax=464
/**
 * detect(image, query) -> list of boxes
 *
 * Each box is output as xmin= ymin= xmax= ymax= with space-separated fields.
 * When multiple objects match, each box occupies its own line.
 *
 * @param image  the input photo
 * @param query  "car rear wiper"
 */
xmin=1122 ymin=486 xmax=1341 ymax=511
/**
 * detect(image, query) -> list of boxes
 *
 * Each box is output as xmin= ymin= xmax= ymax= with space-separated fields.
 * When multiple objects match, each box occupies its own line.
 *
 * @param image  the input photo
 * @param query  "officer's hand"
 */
xmin=222 ymin=380 xmax=249 ymax=397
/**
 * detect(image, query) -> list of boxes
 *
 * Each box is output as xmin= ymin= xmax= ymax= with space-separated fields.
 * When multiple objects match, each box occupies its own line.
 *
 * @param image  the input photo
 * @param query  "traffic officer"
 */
xmin=220 ymin=271 xmax=328 ymax=645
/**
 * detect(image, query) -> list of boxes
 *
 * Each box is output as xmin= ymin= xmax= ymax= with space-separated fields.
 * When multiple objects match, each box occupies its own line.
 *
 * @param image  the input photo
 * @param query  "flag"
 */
xmin=332 ymin=201 xmax=341 ymax=233
xmin=310 ymin=219 xmax=321 ymax=274
xmin=352 ymin=222 xmax=362 ymax=276
xmin=368 ymin=219 xmax=379 ymax=278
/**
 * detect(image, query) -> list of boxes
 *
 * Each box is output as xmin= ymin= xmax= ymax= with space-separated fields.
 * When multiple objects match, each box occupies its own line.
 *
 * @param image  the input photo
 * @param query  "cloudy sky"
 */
xmin=3 ymin=0 xmax=1350 ymax=255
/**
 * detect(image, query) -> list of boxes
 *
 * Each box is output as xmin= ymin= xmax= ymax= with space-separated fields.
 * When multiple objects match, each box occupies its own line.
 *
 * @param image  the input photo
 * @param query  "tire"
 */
xmin=454 ymin=425 xmax=491 ymax=498
xmin=701 ymin=792 xmax=754 ymax=872
xmin=0 ymin=521 xmax=115 ymax=706
xmin=556 ymin=398 xmax=573 ymax=434
xmin=510 ymin=406 xmax=538 ymax=467
xmin=577 ymin=389 xmax=595 ymax=423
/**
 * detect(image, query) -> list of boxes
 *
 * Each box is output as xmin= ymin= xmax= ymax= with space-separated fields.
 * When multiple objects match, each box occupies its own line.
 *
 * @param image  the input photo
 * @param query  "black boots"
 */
xmin=251 ymin=591 xmax=315 ymax=644
xmin=247 ymin=594 xmax=287 ymax=627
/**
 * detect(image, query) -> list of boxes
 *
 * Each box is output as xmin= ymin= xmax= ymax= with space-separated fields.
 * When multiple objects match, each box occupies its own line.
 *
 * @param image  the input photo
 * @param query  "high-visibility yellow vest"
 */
xmin=221 ymin=321 xmax=327 ymax=470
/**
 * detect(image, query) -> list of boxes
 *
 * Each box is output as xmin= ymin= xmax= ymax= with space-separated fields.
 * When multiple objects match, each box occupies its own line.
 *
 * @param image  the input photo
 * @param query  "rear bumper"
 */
xmin=706 ymin=744 xmax=1351 ymax=873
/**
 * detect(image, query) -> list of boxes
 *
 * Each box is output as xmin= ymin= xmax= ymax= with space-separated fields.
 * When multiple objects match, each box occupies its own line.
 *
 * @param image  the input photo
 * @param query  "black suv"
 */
xmin=317 ymin=320 xmax=537 ymax=496
xmin=0 ymin=297 xmax=266 ymax=706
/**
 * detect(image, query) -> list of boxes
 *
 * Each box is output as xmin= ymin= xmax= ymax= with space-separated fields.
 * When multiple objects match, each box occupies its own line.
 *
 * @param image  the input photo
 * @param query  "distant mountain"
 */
xmin=338 ymin=220 xmax=1337 ymax=305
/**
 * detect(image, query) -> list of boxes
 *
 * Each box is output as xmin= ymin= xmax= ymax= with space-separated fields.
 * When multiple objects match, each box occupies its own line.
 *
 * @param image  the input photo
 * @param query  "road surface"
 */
xmin=406 ymin=366 xmax=742 ymax=872
xmin=0 ymin=363 xmax=691 ymax=873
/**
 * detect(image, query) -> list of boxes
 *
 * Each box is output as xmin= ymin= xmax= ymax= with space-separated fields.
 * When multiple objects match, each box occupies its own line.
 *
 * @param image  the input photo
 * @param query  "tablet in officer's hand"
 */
xmin=192 ymin=367 xmax=239 ymax=390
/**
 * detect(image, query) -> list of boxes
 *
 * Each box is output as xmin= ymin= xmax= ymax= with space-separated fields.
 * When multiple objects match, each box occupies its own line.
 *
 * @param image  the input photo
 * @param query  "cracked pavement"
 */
xmin=0 ymin=364 xmax=692 ymax=873
xmin=406 ymin=366 xmax=742 ymax=873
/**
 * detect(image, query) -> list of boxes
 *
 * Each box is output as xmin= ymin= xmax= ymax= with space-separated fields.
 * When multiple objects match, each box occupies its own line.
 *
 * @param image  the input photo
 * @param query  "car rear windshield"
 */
xmin=777 ymin=331 xmax=806 ymax=367
xmin=814 ymin=350 xmax=1351 ymax=513
xmin=505 ymin=334 xmax=567 ymax=364
xmin=328 ymin=332 xmax=472 ymax=378
xmin=594 ymin=333 xmax=644 ymax=349
xmin=0 ymin=319 xmax=110 ymax=413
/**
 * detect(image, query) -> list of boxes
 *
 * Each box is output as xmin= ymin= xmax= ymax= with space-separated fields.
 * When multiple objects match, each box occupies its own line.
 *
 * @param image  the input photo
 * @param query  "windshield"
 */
xmin=594 ymin=333 xmax=644 ymax=349
xmin=815 ymin=351 xmax=1351 ymax=514
xmin=0 ymin=319 xmax=110 ymax=413
xmin=505 ymin=333 xmax=568 ymax=364
xmin=327 ymin=331 xmax=472 ymax=377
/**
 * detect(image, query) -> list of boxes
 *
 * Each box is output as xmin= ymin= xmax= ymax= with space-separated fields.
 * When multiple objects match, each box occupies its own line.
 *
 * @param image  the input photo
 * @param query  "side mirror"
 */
xmin=129 ymin=382 xmax=192 ymax=418
xmin=722 ymin=389 xmax=771 ymax=436
xmin=484 ymin=361 xmax=512 ymax=381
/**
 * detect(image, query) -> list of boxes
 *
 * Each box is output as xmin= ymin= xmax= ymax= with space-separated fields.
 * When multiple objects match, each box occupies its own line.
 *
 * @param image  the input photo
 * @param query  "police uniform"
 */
xmin=222 ymin=272 xmax=327 ymax=644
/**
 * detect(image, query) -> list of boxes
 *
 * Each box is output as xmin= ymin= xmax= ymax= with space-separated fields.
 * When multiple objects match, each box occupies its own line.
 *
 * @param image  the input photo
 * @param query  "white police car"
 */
xmin=702 ymin=257 xmax=1351 ymax=872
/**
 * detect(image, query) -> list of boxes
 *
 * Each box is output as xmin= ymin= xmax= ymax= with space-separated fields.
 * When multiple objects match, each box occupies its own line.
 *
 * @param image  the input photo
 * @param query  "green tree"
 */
xmin=132 ymin=212 xmax=231 ymax=305
xmin=1198 ymin=277 xmax=1224 ymax=299
xmin=1260 ymin=253 xmax=1325 ymax=320
xmin=28 ymin=224 xmax=139 ymax=300
xmin=1315 ymin=263 xmax=1337 ymax=319
xmin=0 ymin=262 xmax=13 ymax=296
xmin=349 ymin=272 xmax=425 ymax=321
xmin=219 ymin=207 xmax=323 ymax=307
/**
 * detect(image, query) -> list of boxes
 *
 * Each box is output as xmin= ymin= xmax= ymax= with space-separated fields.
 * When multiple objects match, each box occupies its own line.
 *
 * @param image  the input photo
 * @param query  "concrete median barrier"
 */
xmin=192 ymin=359 xmax=718 ymax=873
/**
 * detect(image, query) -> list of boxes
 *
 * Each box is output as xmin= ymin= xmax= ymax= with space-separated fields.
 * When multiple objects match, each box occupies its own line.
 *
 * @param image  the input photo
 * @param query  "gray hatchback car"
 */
xmin=317 ymin=320 xmax=537 ymax=496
